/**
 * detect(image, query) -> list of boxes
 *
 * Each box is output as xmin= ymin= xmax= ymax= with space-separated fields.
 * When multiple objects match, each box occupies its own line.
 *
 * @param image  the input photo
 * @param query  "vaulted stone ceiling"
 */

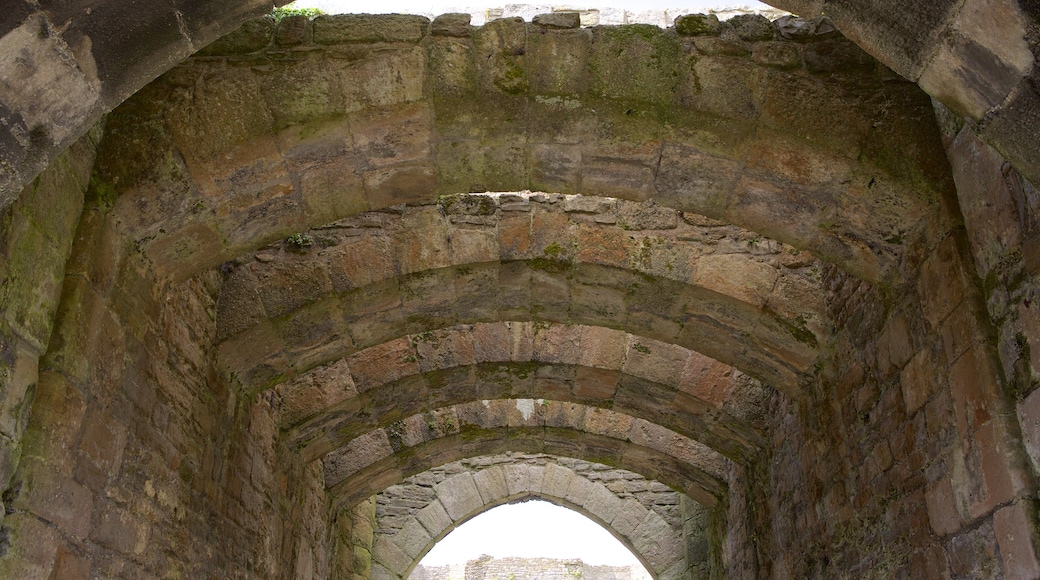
xmin=0 ymin=3 xmax=1039 ymax=579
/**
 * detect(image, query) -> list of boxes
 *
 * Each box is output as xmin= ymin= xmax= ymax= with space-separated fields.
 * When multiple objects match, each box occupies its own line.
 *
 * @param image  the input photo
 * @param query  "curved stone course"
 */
xmin=279 ymin=321 xmax=767 ymax=464
xmin=371 ymin=454 xmax=697 ymax=580
xmin=215 ymin=196 xmax=828 ymax=394
xmin=89 ymin=16 xmax=949 ymax=283
xmin=321 ymin=399 xmax=728 ymax=509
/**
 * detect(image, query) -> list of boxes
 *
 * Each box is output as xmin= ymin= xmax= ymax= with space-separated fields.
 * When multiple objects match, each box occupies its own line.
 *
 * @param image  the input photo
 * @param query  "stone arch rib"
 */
xmin=322 ymin=400 xmax=728 ymax=510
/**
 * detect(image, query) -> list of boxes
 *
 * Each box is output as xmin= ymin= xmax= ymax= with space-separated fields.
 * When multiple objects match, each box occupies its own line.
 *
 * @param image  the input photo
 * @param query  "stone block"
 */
xmin=0 ymin=512 xmax=59 ymax=579
xmin=948 ymin=344 xmax=1002 ymax=437
xmin=541 ymin=463 xmax=575 ymax=499
xmin=675 ymin=14 xmax=721 ymax=36
xmin=50 ymin=543 xmax=90 ymax=579
xmin=623 ymin=335 xmax=689 ymax=387
xmin=276 ymin=15 xmax=310 ymax=46
xmin=577 ymin=326 xmax=626 ymax=370
xmin=504 ymin=463 xmax=544 ymax=496
xmin=16 ymin=466 xmax=93 ymax=539
xmin=391 ymin=518 xmax=432 ymax=559
xmin=413 ymin=328 xmax=476 ymax=373
xmin=694 ymin=253 xmax=777 ymax=307
xmin=199 ymin=17 xmax=274 ymax=54
xmin=611 ymin=498 xmax=649 ymax=536
xmin=729 ymin=14 xmax=775 ymax=41
xmin=20 ymin=371 xmax=85 ymax=468
xmin=917 ymin=234 xmax=969 ymax=329
xmin=940 ymin=303 xmax=990 ymax=366
xmin=323 ymin=430 xmax=393 ymax=487
xmin=372 ymin=537 xmax=412 ymax=576
xmin=969 ymin=419 xmax=1032 ymax=519
xmin=1019 ymin=387 xmax=1040 ymax=473
xmin=527 ymin=28 xmax=590 ymax=96
xmin=564 ymin=472 xmax=597 ymax=506
xmin=533 ymin=13 xmax=580 ymax=30
xmin=918 ymin=0 xmax=1033 ymax=121
xmin=472 ymin=466 xmax=509 ymax=503
xmin=348 ymin=338 xmax=420 ymax=392
xmin=91 ymin=502 xmax=148 ymax=556
xmin=583 ymin=479 xmax=624 ymax=518
xmin=261 ymin=57 xmax=343 ymax=129
xmin=75 ymin=407 xmax=127 ymax=489
xmin=435 ymin=473 xmax=482 ymax=521
xmin=532 ymin=324 xmax=580 ymax=365
xmin=750 ymin=41 xmax=801 ymax=69
xmin=313 ymin=14 xmax=429 ymax=44
xmin=582 ymin=407 xmax=631 ymax=440
xmin=994 ymin=500 xmax=1040 ymax=579
xmin=901 ymin=349 xmax=937 ymax=415
xmin=431 ymin=13 xmax=471 ymax=37
xmin=415 ymin=500 xmax=452 ymax=536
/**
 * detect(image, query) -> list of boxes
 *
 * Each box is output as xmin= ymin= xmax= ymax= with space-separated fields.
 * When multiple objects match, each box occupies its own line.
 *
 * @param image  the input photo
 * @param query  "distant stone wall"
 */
xmin=414 ymin=555 xmax=650 ymax=580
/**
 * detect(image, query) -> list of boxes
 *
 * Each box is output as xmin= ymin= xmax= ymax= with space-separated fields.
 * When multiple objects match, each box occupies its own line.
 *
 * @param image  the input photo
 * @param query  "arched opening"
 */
xmin=0 ymin=6 xmax=1038 ymax=580
xmin=411 ymin=499 xmax=653 ymax=580
xmin=359 ymin=452 xmax=719 ymax=580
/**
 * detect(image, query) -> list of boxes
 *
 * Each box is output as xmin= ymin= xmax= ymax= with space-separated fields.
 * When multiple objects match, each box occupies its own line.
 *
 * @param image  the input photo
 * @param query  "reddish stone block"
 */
xmin=622 ymin=335 xmax=688 ymax=387
xmin=901 ymin=349 xmax=937 ymax=415
xmin=531 ymin=323 xmax=580 ymax=365
xmin=575 ymin=224 xmax=630 ymax=270
xmin=51 ymin=543 xmax=90 ymax=579
xmin=948 ymin=344 xmax=1002 ymax=437
xmin=994 ymin=501 xmax=1040 ymax=580
xmin=327 ymin=236 xmax=396 ymax=293
xmin=0 ymin=513 xmax=59 ymax=578
xmin=15 ymin=465 xmax=93 ymax=539
xmin=878 ymin=312 xmax=914 ymax=375
xmin=677 ymin=352 xmax=734 ymax=405
xmin=1020 ymin=387 xmax=1040 ymax=472
xmin=909 ymin=543 xmax=952 ymax=580
xmin=917 ymin=234 xmax=970 ymax=329
xmin=347 ymin=338 xmax=420 ymax=392
xmin=926 ymin=477 xmax=965 ymax=537
xmin=497 ymin=212 xmax=534 ymax=261
xmin=576 ymin=326 xmax=626 ymax=370
xmin=940 ymin=303 xmax=990 ymax=366
xmin=572 ymin=367 xmax=620 ymax=401
xmin=75 ymin=407 xmax=127 ymax=490
xmin=969 ymin=419 xmax=1032 ymax=519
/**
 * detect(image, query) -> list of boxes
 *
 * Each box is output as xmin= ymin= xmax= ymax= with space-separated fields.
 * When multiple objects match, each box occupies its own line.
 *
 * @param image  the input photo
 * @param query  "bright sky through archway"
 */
xmin=417 ymin=500 xmax=651 ymax=571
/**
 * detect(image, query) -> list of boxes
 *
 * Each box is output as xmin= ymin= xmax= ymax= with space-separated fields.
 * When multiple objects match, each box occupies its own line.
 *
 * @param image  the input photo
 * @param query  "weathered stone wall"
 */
xmin=0 ymin=120 xmax=101 ymax=535
xmin=748 ymin=217 xmax=1039 ymax=578
xmin=0 ymin=184 xmax=332 ymax=578
xmin=768 ymin=0 xmax=1040 ymax=188
xmin=334 ymin=498 xmax=378 ymax=580
xmin=415 ymin=555 xmax=649 ymax=580
xmin=933 ymin=100 xmax=1040 ymax=578
xmin=95 ymin=12 xmax=948 ymax=285
xmin=0 ymin=0 xmax=290 ymax=202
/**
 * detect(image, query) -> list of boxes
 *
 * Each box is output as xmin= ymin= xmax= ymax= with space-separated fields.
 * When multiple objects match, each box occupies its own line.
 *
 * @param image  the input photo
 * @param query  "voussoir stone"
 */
xmin=533 ymin=12 xmax=581 ymax=30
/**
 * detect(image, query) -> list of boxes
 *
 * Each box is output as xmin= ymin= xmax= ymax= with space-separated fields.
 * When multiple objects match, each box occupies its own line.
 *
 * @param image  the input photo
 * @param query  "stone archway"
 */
xmin=369 ymin=454 xmax=705 ymax=580
xmin=0 ymin=8 xmax=1039 ymax=580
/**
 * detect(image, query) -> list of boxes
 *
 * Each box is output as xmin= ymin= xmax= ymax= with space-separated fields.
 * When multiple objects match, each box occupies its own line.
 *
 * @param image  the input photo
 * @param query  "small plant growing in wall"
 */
xmin=271 ymin=2 xmax=324 ymax=21
xmin=285 ymin=232 xmax=313 ymax=252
